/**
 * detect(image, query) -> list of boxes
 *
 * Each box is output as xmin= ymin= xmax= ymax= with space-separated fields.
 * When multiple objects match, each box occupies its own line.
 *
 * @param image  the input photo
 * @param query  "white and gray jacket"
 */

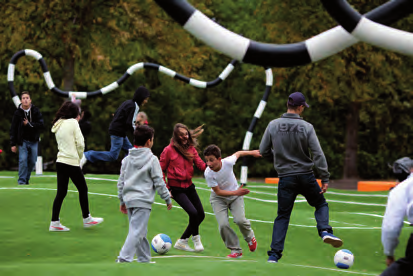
xmin=381 ymin=177 xmax=413 ymax=256
xmin=117 ymin=147 xmax=172 ymax=209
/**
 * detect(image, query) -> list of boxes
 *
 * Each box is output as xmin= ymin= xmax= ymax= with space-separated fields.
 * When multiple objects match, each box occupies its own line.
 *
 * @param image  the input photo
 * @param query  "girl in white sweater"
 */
xmin=49 ymin=101 xmax=103 ymax=231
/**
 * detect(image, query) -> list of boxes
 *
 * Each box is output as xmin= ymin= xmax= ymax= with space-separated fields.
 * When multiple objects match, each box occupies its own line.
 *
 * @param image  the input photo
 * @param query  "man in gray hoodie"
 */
xmin=259 ymin=92 xmax=343 ymax=263
xmin=117 ymin=125 xmax=172 ymax=263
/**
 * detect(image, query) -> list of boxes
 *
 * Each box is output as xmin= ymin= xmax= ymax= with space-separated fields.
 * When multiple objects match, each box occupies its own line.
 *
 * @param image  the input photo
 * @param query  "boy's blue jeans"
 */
xmin=268 ymin=173 xmax=332 ymax=259
xmin=18 ymin=140 xmax=38 ymax=184
xmin=84 ymin=135 xmax=132 ymax=163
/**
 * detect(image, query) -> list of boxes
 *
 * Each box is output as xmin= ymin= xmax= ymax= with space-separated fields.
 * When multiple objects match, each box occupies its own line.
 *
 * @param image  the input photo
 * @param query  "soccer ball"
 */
xmin=334 ymin=249 xmax=354 ymax=269
xmin=151 ymin=233 xmax=172 ymax=255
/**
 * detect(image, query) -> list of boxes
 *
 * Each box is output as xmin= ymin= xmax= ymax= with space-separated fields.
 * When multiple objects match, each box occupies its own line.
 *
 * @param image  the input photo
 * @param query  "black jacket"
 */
xmin=10 ymin=104 xmax=44 ymax=146
xmin=108 ymin=86 xmax=150 ymax=137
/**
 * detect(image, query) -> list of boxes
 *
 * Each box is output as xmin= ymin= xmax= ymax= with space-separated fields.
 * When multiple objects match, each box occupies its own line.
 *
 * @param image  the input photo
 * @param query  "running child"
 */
xmin=117 ymin=125 xmax=172 ymax=263
xmin=203 ymin=144 xmax=261 ymax=258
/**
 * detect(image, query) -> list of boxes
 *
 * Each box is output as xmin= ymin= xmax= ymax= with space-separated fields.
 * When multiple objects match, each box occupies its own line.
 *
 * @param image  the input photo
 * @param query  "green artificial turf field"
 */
xmin=0 ymin=171 xmax=410 ymax=275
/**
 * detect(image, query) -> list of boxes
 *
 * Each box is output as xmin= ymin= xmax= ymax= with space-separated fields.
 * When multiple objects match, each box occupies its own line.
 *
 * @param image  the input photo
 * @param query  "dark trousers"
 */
xmin=381 ymin=233 xmax=413 ymax=276
xmin=170 ymin=184 xmax=205 ymax=239
xmin=269 ymin=173 xmax=332 ymax=259
xmin=51 ymin=162 xmax=90 ymax=221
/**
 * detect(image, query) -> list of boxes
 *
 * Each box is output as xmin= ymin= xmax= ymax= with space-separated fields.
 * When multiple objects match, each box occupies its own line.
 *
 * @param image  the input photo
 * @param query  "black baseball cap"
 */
xmin=288 ymin=92 xmax=310 ymax=108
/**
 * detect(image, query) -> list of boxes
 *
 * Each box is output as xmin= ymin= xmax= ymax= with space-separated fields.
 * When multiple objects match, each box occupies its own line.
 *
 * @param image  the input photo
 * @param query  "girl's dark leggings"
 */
xmin=170 ymin=184 xmax=205 ymax=239
xmin=51 ymin=162 xmax=90 ymax=221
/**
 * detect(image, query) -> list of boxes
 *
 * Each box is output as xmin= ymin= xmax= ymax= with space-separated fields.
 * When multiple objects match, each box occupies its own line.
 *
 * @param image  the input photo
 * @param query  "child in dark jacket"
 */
xmin=117 ymin=125 xmax=172 ymax=263
xmin=81 ymin=86 xmax=150 ymax=168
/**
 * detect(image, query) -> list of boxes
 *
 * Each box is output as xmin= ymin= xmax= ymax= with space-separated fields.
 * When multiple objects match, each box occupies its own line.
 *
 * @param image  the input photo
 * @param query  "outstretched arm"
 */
xmin=233 ymin=150 xmax=262 ymax=160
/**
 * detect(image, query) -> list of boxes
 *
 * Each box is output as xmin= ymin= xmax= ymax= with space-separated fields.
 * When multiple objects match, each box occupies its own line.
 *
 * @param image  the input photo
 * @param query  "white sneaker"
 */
xmin=80 ymin=154 xmax=87 ymax=169
xmin=49 ymin=221 xmax=70 ymax=232
xmin=174 ymin=238 xmax=195 ymax=252
xmin=83 ymin=216 xmax=104 ymax=228
xmin=192 ymin=235 xmax=204 ymax=252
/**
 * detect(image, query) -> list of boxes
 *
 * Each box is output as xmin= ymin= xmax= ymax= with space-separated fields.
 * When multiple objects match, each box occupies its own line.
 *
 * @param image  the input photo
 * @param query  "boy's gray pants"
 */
xmin=210 ymin=193 xmax=254 ymax=253
xmin=118 ymin=207 xmax=151 ymax=262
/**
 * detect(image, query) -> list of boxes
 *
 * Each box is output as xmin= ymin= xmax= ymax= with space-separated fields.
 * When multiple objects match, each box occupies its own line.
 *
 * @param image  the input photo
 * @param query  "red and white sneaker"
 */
xmin=49 ymin=221 xmax=70 ymax=232
xmin=248 ymin=237 xmax=257 ymax=252
xmin=83 ymin=216 xmax=104 ymax=228
xmin=227 ymin=252 xmax=243 ymax=258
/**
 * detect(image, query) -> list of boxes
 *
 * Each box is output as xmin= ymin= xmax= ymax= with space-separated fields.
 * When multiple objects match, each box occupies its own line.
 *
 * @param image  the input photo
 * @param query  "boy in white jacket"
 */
xmin=117 ymin=125 xmax=172 ymax=263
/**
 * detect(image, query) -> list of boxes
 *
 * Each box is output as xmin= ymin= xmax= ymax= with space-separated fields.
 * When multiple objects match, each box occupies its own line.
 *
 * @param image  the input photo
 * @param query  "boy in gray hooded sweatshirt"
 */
xmin=117 ymin=125 xmax=172 ymax=263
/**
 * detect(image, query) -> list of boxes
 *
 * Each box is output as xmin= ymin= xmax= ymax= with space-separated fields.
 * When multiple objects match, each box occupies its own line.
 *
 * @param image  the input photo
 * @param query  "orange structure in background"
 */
xmin=357 ymin=181 xmax=396 ymax=192
xmin=265 ymin=178 xmax=322 ymax=187
xmin=265 ymin=178 xmax=397 ymax=192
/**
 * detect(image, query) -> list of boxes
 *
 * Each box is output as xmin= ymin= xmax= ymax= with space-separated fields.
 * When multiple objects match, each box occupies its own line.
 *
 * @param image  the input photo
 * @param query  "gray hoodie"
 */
xmin=259 ymin=113 xmax=330 ymax=183
xmin=117 ymin=147 xmax=172 ymax=209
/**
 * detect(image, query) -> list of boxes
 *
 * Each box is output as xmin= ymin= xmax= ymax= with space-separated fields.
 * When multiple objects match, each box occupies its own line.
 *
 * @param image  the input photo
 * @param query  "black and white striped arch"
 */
xmin=240 ymin=68 xmax=273 ymax=185
xmin=320 ymin=0 xmax=413 ymax=57
xmin=8 ymin=49 xmax=238 ymax=107
xmin=154 ymin=0 xmax=412 ymax=67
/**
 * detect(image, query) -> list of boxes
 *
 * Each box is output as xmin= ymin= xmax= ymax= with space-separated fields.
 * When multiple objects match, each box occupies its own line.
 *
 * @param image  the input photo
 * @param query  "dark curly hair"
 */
xmin=52 ymin=101 xmax=80 ymax=125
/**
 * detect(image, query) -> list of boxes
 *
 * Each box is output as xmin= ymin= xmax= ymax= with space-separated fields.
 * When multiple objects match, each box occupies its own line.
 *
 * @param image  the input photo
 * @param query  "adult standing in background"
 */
xmin=259 ymin=92 xmax=343 ymax=263
xmin=80 ymin=86 xmax=150 ymax=168
xmin=10 ymin=91 xmax=44 ymax=185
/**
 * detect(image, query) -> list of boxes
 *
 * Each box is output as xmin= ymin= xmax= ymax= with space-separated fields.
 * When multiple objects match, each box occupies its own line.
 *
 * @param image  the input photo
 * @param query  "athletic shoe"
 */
xmin=227 ymin=252 xmax=243 ymax=258
xmin=49 ymin=221 xmax=70 ymax=232
xmin=267 ymin=254 xmax=279 ymax=263
xmin=248 ymin=237 xmax=257 ymax=252
xmin=116 ymin=258 xmax=129 ymax=263
xmin=83 ymin=216 xmax=104 ymax=228
xmin=80 ymin=154 xmax=87 ymax=169
xmin=174 ymin=238 xmax=195 ymax=252
xmin=321 ymin=231 xmax=343 ymax=248
xmin=192 ymin=235 xmax=204 ymax=252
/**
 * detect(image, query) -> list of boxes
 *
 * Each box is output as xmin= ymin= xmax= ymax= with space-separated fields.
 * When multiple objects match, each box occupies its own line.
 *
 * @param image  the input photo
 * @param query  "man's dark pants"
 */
xmin=268 ymin=173 xmax=332 ymax=259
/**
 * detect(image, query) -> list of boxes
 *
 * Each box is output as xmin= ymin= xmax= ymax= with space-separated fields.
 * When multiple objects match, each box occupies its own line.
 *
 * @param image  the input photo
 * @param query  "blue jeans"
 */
xmin=18 ymin=140 xmax=38 ymax=184
xmin=84 ymin=135 xmax=132 ymax=163
xmin=269 ymin=173 xmax=332 ymax=259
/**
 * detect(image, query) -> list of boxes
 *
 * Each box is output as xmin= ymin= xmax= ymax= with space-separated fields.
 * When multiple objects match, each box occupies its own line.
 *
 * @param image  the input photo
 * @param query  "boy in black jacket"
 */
xmin=10 ymin=91 xmax=44 ymax=185
xmin=81 ymin=86 xmax=150 ymax=168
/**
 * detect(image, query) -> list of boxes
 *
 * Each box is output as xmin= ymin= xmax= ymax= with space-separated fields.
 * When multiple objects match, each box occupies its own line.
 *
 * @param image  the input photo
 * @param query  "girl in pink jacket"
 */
xmin=160 ymin=123 xmax=206 ymax=252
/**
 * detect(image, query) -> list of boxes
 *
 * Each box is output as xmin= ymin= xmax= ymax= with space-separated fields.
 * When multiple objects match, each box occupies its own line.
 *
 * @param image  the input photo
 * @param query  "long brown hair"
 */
xmin=52 ymin=101 xmax=80 ymax=125
xmin=172 ymin=123 xmax=204 ymax=161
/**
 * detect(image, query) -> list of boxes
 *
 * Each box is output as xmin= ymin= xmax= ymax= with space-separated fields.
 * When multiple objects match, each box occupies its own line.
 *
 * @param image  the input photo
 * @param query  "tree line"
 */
xmin=1 ymin=0 xmax=413 ymax=180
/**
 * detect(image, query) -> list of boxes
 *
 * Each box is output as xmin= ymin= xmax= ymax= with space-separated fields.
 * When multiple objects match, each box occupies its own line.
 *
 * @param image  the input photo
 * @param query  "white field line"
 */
xmin=22 ymin=175 xmax=389 ymax=197
xmin=279 ymin=263 xmax=378 ymax=276
xmin=345 ymin=212 xmax=411 ymax=226
xmin=0 ymin=187 xmax=383 ymax=230
xmin=1 ymin=175 xmax=388 ymax=206
xmin=193 ymin=180 xmax=389 ymax=198
xmin=310 ymin=218 xmax=366 ymax=227
xmin=82 ymin=177 xmax=386 ymax=206
xmin=195 ymin=186 xmax=307 ymax=203
xmin=149 ymin=255 xmax=378 ymax=275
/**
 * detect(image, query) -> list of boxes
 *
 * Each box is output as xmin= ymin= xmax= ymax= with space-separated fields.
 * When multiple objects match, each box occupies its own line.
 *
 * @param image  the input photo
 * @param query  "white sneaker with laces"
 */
xmin=192 ymin=235 xmax=204 ymax=252
xmin=83 ymin=216 xmax=104 ymax=228
xmin=49 ymin=221 xmax=70 ymax=232
xmin=174 ymin=238 xmax=195 ymax=252
xmin=80 ymin=154 xmax=87 ymax=169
